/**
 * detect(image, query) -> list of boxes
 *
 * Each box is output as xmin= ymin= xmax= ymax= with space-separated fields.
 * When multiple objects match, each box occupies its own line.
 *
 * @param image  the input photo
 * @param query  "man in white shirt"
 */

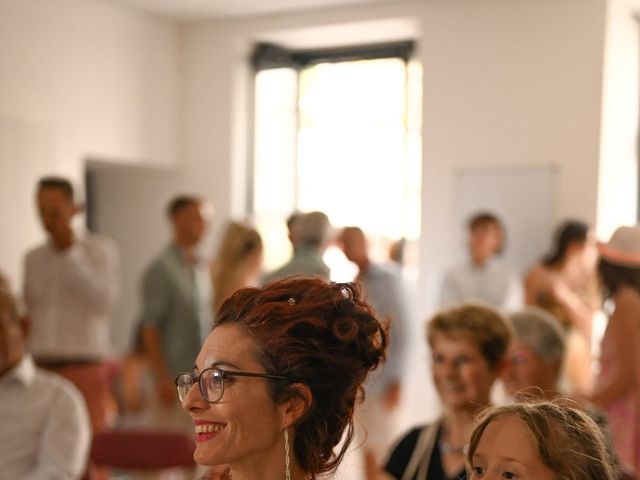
xmin=0 ymin=284 xmax=91 ymax=479
xmin=440 ymin=212 xmax=523 ymax=311
xmin=23 ymin=176 xmax=120 ymax=432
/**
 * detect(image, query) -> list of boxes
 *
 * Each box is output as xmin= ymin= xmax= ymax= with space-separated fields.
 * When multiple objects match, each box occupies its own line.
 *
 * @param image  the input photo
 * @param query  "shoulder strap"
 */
xmin=401 ymin=419 xmax=442 ymax=480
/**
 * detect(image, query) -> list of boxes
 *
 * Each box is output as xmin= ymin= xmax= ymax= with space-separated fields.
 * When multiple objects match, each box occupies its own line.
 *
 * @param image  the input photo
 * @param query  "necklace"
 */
xmin=439 ymin=438 xmax=466 ymax=455
xmin=439 ymin=420 xmax=470 ymax=456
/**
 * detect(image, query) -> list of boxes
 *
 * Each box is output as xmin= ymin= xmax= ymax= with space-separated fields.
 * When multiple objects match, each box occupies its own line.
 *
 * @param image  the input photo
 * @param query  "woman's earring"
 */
xmin=284 ymin=428 xmax=291 ymax=480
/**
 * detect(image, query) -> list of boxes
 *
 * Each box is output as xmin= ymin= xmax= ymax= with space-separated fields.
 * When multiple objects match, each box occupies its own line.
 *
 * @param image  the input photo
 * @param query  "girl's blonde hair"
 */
xmin=467 ymin=401 xmax=617 ymax=480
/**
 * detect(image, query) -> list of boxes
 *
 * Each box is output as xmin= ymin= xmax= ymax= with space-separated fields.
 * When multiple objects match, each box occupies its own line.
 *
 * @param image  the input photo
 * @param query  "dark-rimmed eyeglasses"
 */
xmin=174 ymin=367 xmax=289 ymax=404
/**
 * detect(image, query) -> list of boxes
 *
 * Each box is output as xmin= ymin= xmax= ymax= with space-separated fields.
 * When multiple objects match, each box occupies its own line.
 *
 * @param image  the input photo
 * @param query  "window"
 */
xmin=252 ymin=42 xmax=422 ymax=278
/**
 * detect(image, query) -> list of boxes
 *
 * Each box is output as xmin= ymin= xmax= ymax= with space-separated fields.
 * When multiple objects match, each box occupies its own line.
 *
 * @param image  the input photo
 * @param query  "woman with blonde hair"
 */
xmin=211 ymin=221 xmax=263 ymax=313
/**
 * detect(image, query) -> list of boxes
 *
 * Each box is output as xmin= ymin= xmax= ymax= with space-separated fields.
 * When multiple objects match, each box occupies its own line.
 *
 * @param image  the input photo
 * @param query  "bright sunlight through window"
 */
xmin=253 ymin=57 xmax=422 ymax=278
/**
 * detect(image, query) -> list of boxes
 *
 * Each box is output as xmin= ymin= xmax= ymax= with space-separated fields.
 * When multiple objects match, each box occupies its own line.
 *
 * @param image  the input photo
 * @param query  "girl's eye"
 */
xmin=471 ymin=466 xmax=485 ymax=477
xmin=503 ymin=472 xmax=517 ymax=479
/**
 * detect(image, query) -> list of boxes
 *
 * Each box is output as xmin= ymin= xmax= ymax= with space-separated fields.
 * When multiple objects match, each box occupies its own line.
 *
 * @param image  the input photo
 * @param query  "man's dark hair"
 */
xmin=468 ymin=211 xmax=505 ymax=254
xmin=286 ymin=211 xmax=303 ymax=231
xmin=167 ymin=195 xmax=201 ymax=217
xmin=38 ymin=176 xmax=74 ymax=200
xmin=468 ymin=211 xmax=502 ymax=231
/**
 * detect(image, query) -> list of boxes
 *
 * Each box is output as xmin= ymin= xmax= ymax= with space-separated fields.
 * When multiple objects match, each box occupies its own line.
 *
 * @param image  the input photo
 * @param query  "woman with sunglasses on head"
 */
xmin=175 ymin=276 xmax=387 ymax=480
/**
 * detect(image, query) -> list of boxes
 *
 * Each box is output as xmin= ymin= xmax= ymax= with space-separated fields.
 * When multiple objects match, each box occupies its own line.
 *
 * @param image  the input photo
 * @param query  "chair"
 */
xmin=90 ymin=429 xmax=196 ymax=470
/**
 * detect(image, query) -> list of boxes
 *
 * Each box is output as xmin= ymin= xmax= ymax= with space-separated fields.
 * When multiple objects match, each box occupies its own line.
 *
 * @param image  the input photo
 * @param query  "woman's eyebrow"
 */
xmin=203 ymin=359 xmax=242 ymax=369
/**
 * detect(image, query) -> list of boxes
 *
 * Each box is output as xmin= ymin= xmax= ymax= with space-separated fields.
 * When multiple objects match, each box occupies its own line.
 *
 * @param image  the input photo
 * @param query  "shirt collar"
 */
xmin=45 ymin=232 xmax=82 ymax=253
xmin=170 ymin=243 xmax=202 ymax=266
xmin=2 ymin=354 xmax=36 ymax=388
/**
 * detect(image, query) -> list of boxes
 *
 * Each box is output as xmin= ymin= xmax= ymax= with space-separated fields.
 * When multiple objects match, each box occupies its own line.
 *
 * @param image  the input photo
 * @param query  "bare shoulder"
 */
xmin=613 ymin=287 xmax=640 ymax=317
xmin=525 ymin=264 xmax=552 ymax=291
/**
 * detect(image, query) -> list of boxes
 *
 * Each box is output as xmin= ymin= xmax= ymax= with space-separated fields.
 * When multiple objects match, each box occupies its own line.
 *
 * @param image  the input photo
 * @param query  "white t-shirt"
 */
xmin=440 ymin=258 xmax=523 ymax=311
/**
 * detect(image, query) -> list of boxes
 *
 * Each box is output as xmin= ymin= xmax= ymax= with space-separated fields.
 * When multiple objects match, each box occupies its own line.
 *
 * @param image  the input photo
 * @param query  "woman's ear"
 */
xmin=280 ymin=383 xmax=312 ymax=427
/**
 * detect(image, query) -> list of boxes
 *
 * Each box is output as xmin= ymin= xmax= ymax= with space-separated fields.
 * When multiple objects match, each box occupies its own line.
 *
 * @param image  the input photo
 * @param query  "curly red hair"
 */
xmin=215 ymin=276 xmax=387 ymax=475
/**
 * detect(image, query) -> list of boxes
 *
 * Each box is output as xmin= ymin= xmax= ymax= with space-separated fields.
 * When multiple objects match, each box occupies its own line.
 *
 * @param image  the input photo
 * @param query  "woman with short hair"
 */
xmin=383 ymin=304 xmax=511 ymax=480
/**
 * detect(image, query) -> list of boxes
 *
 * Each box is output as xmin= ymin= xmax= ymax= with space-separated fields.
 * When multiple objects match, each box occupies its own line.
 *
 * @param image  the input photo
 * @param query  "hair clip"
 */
xmin=288 ymin=297 xmax=296 ymax=305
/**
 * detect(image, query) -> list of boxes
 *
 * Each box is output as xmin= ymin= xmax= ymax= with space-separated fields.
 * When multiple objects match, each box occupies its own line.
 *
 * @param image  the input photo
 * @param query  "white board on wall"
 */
xmin=452 ymin=165 xmax=558 ymax=275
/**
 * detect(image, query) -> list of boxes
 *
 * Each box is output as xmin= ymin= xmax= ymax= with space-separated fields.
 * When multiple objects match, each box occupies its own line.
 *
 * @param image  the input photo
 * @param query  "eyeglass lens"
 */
xmin=176 ymin=369 xmax=225 ymax=403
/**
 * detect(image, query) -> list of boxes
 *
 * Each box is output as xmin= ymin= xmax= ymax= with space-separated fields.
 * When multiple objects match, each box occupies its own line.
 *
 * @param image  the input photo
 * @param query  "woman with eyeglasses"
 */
xmin=379 ymin=304 xmax=511 ymax=480
xmin=175 ymin=276 xmax=387 ymax=480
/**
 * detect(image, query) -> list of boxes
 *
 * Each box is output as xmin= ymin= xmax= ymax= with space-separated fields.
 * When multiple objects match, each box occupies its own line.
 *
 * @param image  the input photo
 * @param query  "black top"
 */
xmin=385 ymin=426 xmax=467 ymax=480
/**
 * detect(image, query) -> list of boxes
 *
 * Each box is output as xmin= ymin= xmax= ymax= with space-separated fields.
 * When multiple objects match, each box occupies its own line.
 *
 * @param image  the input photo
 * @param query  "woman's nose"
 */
xmin=182 ymin=381 xmax=207 ymax=412
xmin=442 ymin=361 xmax=459 ymax=378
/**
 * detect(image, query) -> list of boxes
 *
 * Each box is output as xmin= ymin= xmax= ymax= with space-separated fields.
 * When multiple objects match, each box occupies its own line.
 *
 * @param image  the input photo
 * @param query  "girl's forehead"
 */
xmin=480 ymin=414 xmax=537 ymax=451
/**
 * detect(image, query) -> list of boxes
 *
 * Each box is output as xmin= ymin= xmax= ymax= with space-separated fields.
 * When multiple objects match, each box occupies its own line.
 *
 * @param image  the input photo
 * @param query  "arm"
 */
xmin=590 ymin=294 xmax=638 ymax=405
xmin=141 ymin=324 xmax=176 ymax=403
xmin=524 ymin=267 xmax=543 ymax=305
xmin=551 ymin=279 xmax=596 ymax=339
xmin=366 ymin=450 xmax=395 ymax=480
xmin=27 ymin=382 xmax=91 ymax=479
xmin=381 ymin=273 xmax=409 ymax=409
xmin=61 ymin=237 xmax=120 ymax=313
xmin=440 ymin=270 xmax=460 ymax=307
xmin=23 ymin=252 xmax=36 ymax=312
xmin=139 ymin=264 xmax=175 ymax=404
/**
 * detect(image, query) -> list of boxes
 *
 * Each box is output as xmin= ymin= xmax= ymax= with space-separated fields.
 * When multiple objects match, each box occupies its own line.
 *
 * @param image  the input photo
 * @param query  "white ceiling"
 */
xmin=111 ymin=0 xmax=402 ymax=20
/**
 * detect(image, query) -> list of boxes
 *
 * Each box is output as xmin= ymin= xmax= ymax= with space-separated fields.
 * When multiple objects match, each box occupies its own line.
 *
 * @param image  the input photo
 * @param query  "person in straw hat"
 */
xmin=589 ymin=226 xmax=640 ymax=476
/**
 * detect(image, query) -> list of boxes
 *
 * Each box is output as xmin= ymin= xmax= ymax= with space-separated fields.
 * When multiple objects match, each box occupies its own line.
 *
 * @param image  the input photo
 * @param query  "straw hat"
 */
xmin=598 ymin=226 xmax=640 ymax=267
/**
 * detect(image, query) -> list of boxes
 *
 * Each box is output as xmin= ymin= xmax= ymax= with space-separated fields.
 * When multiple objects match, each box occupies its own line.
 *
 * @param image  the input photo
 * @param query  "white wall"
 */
xmin=0 ymin=0 xmax=180 ymax=289
xmin=419 ymin=0 xmax=607 ymax=311
xmin=180 ymin=0 xmax=608 ymax=313
xmin=597 ymin=0 xmax=639 ymax=239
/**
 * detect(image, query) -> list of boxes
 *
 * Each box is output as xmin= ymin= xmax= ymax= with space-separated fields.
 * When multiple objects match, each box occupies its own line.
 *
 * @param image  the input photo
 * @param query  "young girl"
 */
xmin=467 ymin=402 xmax=616 ymax=480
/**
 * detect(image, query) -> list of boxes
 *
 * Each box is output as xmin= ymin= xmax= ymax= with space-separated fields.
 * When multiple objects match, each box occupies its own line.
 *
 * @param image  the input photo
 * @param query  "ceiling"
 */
xmin=110 ymin=0 xmax=403 ymax=21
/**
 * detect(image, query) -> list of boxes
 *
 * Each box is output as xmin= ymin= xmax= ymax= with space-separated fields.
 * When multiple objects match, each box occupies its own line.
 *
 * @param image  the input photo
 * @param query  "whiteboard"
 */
xmin=453 ymin=165 xmax=558 ymax=275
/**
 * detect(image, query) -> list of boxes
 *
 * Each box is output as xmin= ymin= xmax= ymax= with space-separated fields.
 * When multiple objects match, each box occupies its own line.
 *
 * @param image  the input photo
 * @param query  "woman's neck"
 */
xmin=229 ymin=458 xmax=308 ymax=480
xmin=443 ymin=405 xmax=485 ymax=443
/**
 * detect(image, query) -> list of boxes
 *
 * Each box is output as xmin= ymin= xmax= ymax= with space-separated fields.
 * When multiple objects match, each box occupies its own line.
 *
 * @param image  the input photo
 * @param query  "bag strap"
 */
xmin=400 ymin=418 xmax=442 ymax=480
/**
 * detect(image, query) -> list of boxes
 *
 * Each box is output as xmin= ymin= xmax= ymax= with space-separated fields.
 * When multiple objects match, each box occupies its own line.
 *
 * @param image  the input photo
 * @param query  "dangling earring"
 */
xmin=284 ymin=427 xmax=291 ymax=480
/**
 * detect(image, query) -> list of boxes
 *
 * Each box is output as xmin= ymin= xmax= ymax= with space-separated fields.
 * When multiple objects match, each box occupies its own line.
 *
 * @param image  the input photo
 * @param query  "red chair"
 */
xmin=90 ymin=430 xmax=196 ymax=471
